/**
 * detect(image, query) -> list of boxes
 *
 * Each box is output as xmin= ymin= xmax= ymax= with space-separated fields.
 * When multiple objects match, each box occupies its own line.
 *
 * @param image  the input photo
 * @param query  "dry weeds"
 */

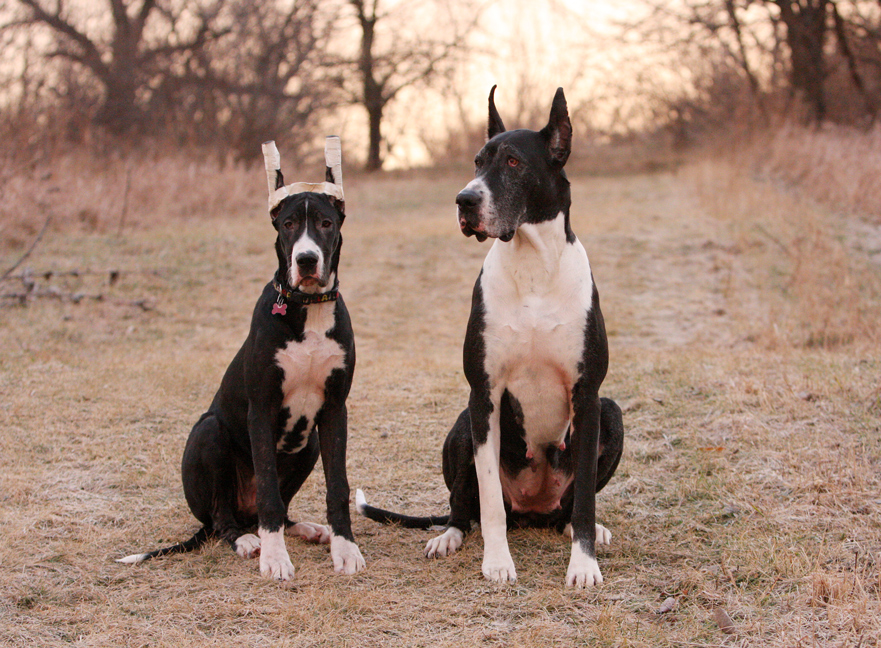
xmin=1 ymin=148 xmax=879 ymax=647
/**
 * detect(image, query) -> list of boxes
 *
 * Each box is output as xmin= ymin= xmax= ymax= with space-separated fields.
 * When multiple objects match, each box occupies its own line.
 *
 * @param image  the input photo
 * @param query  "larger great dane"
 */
xmin=358 ymin=87 xmax=623 ymax=587
xmin=119 ymin=137 xmax=365 ymax=582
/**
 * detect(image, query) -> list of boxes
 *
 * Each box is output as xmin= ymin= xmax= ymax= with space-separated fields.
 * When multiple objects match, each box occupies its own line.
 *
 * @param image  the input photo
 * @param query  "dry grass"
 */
xmin=1 ymin=144 xmax=880 ymax=647
xmin=756 ymin=122 xmax=881 ymax=224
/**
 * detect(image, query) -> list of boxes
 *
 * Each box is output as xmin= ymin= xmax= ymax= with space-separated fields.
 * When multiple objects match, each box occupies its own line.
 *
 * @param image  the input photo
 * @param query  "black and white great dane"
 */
xmin=118 ymin=137 xmax=365 ymax=582
xmin=357 ymin=87 xmax=623 ymax=587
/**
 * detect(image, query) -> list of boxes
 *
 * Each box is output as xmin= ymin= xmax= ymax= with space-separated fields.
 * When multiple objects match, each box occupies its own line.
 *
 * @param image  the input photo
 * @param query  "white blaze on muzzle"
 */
xmin=262 ymin=136 xmax=344 ymax=212
xmin=288 ymin=199 xmax=325 ymax=289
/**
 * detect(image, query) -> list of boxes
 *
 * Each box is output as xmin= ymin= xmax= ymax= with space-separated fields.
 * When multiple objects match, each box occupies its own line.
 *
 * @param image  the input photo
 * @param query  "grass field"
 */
xmin=1 ymin=153 xmax=880 ymax=646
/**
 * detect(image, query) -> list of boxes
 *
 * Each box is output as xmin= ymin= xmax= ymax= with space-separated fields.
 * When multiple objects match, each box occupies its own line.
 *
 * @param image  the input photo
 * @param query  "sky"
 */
xmin=336 ymin=0 xmax=654 ymax=168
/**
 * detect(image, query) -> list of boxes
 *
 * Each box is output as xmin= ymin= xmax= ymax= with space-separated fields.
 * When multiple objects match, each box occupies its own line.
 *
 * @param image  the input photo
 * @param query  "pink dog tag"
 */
xmin=272 ymin=302 xmax=287 ymax=316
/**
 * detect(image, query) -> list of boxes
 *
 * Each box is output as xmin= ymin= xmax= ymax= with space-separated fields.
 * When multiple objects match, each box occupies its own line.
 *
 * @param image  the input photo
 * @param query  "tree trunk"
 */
xmin=364 ymin=83 xmax=384 ymax=172
xmin=775 ymin=0 xmax=829 ymax=122
xmin=356 ymin=1 xmax=384 ymax=171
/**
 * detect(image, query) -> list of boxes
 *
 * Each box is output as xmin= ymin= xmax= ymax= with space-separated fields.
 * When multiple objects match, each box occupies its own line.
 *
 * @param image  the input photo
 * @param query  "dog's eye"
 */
xmin=474 ymin=156 xmax=482 ymax=169
xmin=320 ymin=219 xmax=333 ymax=229
xmin=283 ymin=220 xmax=295 ymax=230
xmin=507 ymin=157 xmax=519 ymax=167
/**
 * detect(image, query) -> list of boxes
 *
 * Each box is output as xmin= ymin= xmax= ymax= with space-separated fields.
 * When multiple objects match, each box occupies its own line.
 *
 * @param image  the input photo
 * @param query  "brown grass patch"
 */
xmin=1 ymin=149 xmax=880 ymax=646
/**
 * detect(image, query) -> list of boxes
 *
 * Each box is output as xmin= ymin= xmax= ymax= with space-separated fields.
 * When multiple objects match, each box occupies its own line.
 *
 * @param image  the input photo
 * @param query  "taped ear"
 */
xmin=541 ymin=87 xmax=571 ymax=167
xmin=487 ymin=85 xmax=506 ymax=140
xmin=261 ymin=137 xmax=345 ymax=215
xmin=324 ymin=136 xmax=345 ymax=218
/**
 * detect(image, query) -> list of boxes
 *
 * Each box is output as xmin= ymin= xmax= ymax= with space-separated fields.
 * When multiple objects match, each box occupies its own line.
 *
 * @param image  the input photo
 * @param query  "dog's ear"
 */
xmin=324 ymin=136 xmax=345 ymax=220
xmin=541 ymin=87 xmax=571 ymax=167
xmin=487 ymin=85 xmax=506 ymax=140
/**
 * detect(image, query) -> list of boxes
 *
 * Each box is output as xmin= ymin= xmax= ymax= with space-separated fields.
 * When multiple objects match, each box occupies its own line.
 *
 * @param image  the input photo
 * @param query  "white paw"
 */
xmin=595 ymin=523 xmax=612 ymax=546
xmin=424 ymin=526 xmax=464 ymax=558
xmin=234 ymin=533 xmax=261 ymax=559
xmin=565 ymin=543 xmax=603 ymax=588
xmin=287 ymin=521 xmax=331 ymax=544
xmin=258 ymin=528 xmax=295 ymax=582
xmin=563 ymin=523 xmax=612 ymax=546
xmin=482 ymin=551 xmax=517 ymax=583
xmin=330 ymin=535 xmax=365 ymax=575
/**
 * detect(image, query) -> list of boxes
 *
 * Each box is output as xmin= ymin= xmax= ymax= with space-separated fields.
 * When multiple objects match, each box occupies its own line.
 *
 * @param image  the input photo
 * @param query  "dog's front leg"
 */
xmin=471 ymin=390 xmax=516 ymax=583
xmin=566 ymin=393 xmax=603 ymax=588
xmin=248 ymin=407 xmax=296 ymax=582
xmin=317 ymin=401 xmax=365 ymax=575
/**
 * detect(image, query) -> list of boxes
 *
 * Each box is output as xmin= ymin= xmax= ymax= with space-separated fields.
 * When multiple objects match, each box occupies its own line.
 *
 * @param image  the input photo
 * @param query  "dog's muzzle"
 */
xmin=293 ymin=251 xmax=325 ymax=288
xmin=456 ymin=189 xmax=488 ymax=242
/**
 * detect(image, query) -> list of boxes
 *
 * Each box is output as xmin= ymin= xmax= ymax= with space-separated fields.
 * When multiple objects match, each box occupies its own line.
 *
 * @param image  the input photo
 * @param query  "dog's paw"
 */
xmin=563 ymin=523 xmax=612 ymax=546
xmin=234 ymin=533 xmax=261 ymax=559
xmin=258 ymin=528 xmax=295 ymax=582
xmin=287 ymin=521 xmax=331 ymax=544
xmin=330 ymin=535 xmax=365 ymax=575
xmin=424 ymin=526 xmax=464 ymax=558
xmin=565 ymin=544 xmax=603 ymax=589
xmin=482 ymin=552 xmax=517 ymax=583
xmin=595 ymin=523 xmax=612 ymax=546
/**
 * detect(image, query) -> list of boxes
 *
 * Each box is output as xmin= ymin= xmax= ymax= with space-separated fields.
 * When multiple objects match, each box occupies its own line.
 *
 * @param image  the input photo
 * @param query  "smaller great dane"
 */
xmin=358 ymin=87 xmax=623 ymax=587
xmin=118 ymin=137 xmax=365 ymax=582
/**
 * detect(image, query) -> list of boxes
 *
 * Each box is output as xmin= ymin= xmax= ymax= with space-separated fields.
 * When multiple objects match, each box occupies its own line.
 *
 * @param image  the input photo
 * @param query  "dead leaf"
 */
xmin=712 ymin=608 xmax=735 ymax=634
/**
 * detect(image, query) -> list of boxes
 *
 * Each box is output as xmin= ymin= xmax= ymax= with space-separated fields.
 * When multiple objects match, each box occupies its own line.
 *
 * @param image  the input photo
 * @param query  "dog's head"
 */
xmin=263 ymin=138 xmax=346 ymax=293
xmin=456 ymin=86 xmax=572 ymax=242
xmin=272 ymin=192 xmax=344 ymax=292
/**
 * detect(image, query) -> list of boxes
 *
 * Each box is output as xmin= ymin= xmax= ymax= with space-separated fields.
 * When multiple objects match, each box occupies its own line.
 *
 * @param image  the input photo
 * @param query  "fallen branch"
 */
xmin=1 ymin=285 xmax=154 ymax=310
xmin=0 ymin=268 xmax=162 ymax=284
xmin=1 ymin=215 xmax=51 ymax=281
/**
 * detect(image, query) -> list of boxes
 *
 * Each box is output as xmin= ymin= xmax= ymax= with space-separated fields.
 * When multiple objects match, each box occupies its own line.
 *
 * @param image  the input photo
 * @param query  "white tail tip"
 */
xmin=355 ymin=489 xmax=367 ymax=515
xmin=116 ymin=553 xmax=150 ymax=564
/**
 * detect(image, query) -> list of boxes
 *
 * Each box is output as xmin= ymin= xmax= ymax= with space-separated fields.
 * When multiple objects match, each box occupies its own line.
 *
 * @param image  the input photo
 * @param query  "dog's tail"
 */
xmin=355 ymin=489 xmax=449 ymax=530
xmin=116 ymin=527 xmax=212 ymax=564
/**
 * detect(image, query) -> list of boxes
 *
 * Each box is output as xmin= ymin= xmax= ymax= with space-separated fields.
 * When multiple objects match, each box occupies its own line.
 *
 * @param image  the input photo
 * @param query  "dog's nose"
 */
xmin=296 ymin=252 xmax=319 ymax=270
xmin=456 ymin=189 xmax=481 ymax=210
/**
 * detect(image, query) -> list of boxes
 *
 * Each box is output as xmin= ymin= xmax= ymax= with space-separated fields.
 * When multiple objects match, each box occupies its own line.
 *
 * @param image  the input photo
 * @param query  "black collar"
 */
xmin=273 ymin=278 xmax=339 ymax=305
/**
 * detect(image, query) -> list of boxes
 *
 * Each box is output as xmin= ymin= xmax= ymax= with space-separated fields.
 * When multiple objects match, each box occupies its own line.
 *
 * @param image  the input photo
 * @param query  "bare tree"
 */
xmin=10 ymin=0 xmax=224 ymax=134
xmin=150 ymin=0 xmax=342 ymax=159
xmin=343 ymin=0 xmax=481 ymax=171
xmin=630 ymin=0 xmax=881 ymax=126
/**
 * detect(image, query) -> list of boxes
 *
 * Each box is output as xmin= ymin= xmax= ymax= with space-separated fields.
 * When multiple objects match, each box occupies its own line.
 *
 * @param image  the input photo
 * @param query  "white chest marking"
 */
xmin=480 ymin=213 xmax=594 ymax=449
xmin=274 ymin=301 xmax=345 ymax=453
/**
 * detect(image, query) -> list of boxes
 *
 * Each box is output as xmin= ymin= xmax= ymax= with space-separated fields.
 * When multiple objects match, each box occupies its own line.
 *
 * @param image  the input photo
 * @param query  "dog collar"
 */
xmin=272 ymin=279 xmax=339 ymax=309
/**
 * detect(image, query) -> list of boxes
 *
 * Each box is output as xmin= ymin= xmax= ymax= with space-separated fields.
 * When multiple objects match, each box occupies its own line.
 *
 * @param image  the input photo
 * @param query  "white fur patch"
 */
xmin=116 ymin=552 xmax=149 ymax=564
xmin=258 ymin=527 xmax=295 ymax=581
xmin=286 ymin=521 xmax=331 ymax=544
xmin=274 ymin=300 xmax=345 ymax=454
xmin=330 ymin=534 xmax=365 ymax=574
xmin=424 ymin=526 xmax=464 ymax=558
xmin=354 ymin=488 xmax=368 ymax=514
xmin=566 ymin=541 xmax=603 ymax=588
xmin=480 ymin=212 xmax=594 ymax=453
xmin=234 ymin=533 xmax=261 ymax=558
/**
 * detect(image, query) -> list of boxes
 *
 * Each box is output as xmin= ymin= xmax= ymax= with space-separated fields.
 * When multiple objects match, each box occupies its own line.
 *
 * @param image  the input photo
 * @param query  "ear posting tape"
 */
xmin=262 ymin=137 xmax=344 ymax=212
